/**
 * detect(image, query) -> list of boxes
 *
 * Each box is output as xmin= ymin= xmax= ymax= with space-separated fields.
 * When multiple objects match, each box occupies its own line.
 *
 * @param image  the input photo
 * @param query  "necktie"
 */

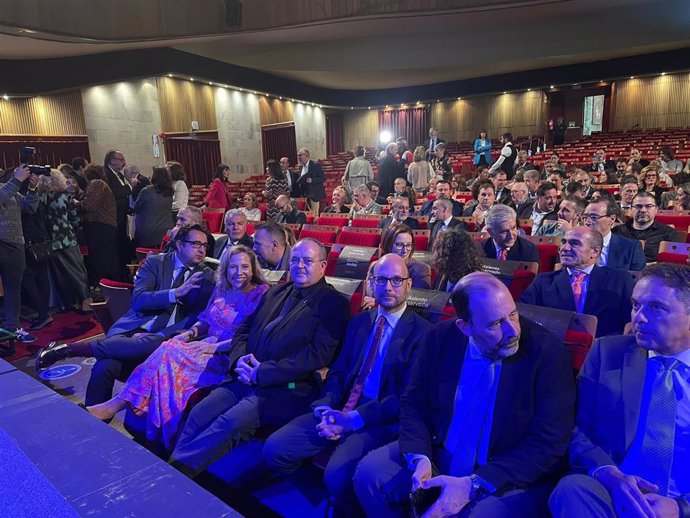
xmin=342 ymin=316 xmax=387 ymax=412
xmin=570 ymin=271 xmax=587 ymax=313
xmin=628 ymin=357 xmax=678 ymax=495
xmin=448 ymin=361 xmax=496 ymax=476
xmin=167 ymin=267 xmax=191 ymax=326
xmin=497 ymin=249 xmax=508 ymax=261
xmin=431 ymin=140 xmax=436 ymax=152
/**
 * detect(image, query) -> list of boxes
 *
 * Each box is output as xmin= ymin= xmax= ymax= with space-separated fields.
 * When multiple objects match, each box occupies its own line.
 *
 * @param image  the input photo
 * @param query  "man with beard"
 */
xmin=252 ymin=221 xmax=290 ymax=271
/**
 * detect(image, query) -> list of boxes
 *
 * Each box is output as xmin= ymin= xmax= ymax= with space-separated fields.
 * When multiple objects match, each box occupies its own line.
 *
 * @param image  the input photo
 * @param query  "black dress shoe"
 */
xmin=35 ymin=342 xmax=70 ymax=371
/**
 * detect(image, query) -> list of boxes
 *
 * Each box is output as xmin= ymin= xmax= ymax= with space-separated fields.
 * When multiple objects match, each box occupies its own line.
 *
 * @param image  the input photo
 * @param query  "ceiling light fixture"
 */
xmin=189 ymin=77 xmax=194 ymax=81
xmin=661 ymin=72 xmax=666 ymax=76
xmin=168 ymin=73 xmax=172 ymax=77
xmin=2 ymin=95 xmax=8 ymax=100
xmin=630 ymin=76 xmax=635 ymax=79
xmin=550 ymin=85 xmax=554 ymax=89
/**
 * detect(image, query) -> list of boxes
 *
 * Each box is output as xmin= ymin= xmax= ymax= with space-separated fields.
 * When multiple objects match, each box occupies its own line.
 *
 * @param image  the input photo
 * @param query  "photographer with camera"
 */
xmin=0 ymin=165 xmax=40 ymax=343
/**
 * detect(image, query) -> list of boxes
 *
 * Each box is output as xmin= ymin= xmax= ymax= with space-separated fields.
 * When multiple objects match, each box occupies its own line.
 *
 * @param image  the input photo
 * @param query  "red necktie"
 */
xmin=342 ymin=316 xmax=387 ymax=412
xmin=497 ymin=249 xmax=508 ymax=261
xmin=570 ymin=271 xmax=587 ymax=312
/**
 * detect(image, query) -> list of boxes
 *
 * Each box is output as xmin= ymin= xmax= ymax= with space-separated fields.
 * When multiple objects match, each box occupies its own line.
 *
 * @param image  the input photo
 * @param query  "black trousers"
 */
xmin=0 ymin=241 xmax=26 ymax=328
xmin=21 ymin=259 xmax=50 ymax=320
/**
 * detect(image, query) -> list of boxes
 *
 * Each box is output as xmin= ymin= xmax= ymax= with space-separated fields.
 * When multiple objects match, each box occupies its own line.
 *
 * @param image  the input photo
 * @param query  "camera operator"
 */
xmin=0 ymin=165 xmax=40 ymax=343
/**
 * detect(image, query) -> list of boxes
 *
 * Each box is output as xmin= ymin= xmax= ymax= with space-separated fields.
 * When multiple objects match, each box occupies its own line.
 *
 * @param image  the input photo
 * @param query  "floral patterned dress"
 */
xmin=117 ymin=283 xmax=269 ymax=449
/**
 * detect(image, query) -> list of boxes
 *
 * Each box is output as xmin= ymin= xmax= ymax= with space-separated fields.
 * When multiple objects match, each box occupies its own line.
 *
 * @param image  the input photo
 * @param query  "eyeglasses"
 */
xmin=632 ymin=204 xmax=657 ymax=211
xmin=393 ymin=242 xmax=413 ymax=251
xmin=182 ymin=240 xmax=208 ymax=250
xmin=581 ymin=214 xmax=611 ymax=222
xmin=289 ymin=257 xmax=324 ymax=267
xmin=372 ymin=276 xmax=410 ymax=287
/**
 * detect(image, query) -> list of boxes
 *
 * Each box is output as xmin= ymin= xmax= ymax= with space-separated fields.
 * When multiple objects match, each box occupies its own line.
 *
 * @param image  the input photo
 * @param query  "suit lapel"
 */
xmin=582 ymin=266 xmax=602 ymax=314
xmin=554 ymin=270 xmax=576 ymax=311
xmin=488 ymin=348 xmax=523 ymax=448
xmin=621 ymin=345 xmax=647 ymax=449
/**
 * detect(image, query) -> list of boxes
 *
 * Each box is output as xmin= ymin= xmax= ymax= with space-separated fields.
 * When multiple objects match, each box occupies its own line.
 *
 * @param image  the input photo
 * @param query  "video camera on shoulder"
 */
xmin=20 ymin=146 xmax=52 ymax=176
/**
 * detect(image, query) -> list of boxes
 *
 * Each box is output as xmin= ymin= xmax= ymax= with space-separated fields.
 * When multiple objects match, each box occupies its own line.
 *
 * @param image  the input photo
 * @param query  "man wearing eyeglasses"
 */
xmin=582 ymin=198 xmax=646 ymax=271
xmin=36 ymin=224 xmax=215 ymax=406
xmin=264 ymin=253 xmax=431 ymax=515
xmin=170 ymin=238 xmax=350 ymax=478
xmin=379 ymin=196 xmax=420 ymax=230
xmin=275 ymin=194 xmax=307 ymax=225
xmin=613 ymin=192 xmax=679 ymax=262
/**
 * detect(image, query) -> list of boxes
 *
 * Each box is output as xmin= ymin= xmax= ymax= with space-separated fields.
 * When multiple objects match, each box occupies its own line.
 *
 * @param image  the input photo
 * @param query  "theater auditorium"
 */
xmin=1 ymin=1 xmax=690 ymax=517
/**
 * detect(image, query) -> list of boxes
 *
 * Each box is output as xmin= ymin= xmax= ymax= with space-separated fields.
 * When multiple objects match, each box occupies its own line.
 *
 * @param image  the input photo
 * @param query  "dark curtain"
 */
xmin=164 ymin=137 xmax=221 ymax=186
xmin=0 ymin=137 xmax=90 ymax=170
xmin=326 ymin=113 xmax=344 ymax=156
xmin=262 ymin=124 xmax=297 ymax=166
xmin=378 ymin=107 xmax=428 ymax=147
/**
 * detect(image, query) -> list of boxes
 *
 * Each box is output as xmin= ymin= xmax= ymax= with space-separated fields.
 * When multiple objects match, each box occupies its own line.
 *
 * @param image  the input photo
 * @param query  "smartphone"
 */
xmin=409 ymin=485 xmax=442 ymax=518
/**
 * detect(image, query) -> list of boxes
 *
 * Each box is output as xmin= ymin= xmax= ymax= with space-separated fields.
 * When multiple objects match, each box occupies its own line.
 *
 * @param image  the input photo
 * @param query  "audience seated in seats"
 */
xmin=488 ymin=132 xmax=517 ymax=179
xmin=203 ymin=163 xmax=233 ymax=210
xmin=76 ymin=165 xmax=122 ymax=284
xmin=618 ymin=176 xmax=639 ymax=211
xmin=514 ymin=150 xmax=537 ymax=178
xmin=36 ymin=225 xmax=216 ymax=407
xmin=366 ymin=181 xmax=388 ymax=206
xmin=354 ymin=272 xmax=575 ymax=518
xmin=252 ymin=221 xmax=291 ymax=271
xmin=431 ymin=227 xmax=484 ymax=292
xmin=462 ymin=181 xmax=496 ymax=228
xmin=296 ymin=148 xmax=326 ymax=214
xmin=263 ymin=253 xmax=432 ymax=516
xmin=571 ymin=169 xmax=595 ymax=200
xmin=451 ymin=173 xmax=468 ymax=194
xmin=103 ymin=149 xmax=133 ymax=271
xmin=275 ymin=194 xmax=307 ymax=225
xmin=550 ymin=263 xmax=690 ymax=518
xmin=508 ymin=181 xmax=531 ymax=217
xmin=342 ymin=146 xmax=374 ymax=191
xmin=163 ymin=206 xmax=214 ymax=254
xmin=519 ymin=182 xmax=560 ymax=235
xmin=481 ymin=204 xmax=540 ymax=263
xmin=672 ymin=183 xmax=690 ymax=212
xmin=565 ymin=180 xmax=586 ymax=200
xmin=490 ymin=170 xmax=510 ymax=205
xmin=213 ymin=209 xmax=254 ymax=259
xmin=629 ymin=147 xmax=651 ymax=169
xmin=123 ymin=164 xmax=150 ymax=203
xmin=523 ymin=169 xmax=541 ymax=199
xmin=168 ymin=238 xmax=350 ymax=478
xmin=582 ymin=197 xmax=646 ymax=271
xmin=322 ymin=186 xmax=351 ymax=214
xmin=134 ymin=166 xmax=175 ymax=249
xmin=348 ymin=185 xmax=382 ymax=220
xmin=520 ymin=227 xmax=633 ymax=336
xmin=590 ymin=188 xmax=623 ymax=223
xmin=613 ymin=157 xmax=628 ymax=183
xmin=638 ymin=165 xmax=666 ymax=205
xmin=430 ymin=142 xmax=453 ymax=182
xmin=407 ymin=145 xmax=434 ymax=194
xmin=85 ymin=246 xmax=269 ymax=449
xmin=587 ymin=148 xmax=616 ymax=175
xmin=429 ymin=198 xmax=466 ymax=248
xmin=386 ymin=177 xmax=416 ymax=208
xmin=659 ymin=146 xmax=685 ymax=175
xmin=240 ymin=192 xmax=261 ymax=222
xmin=39 ymin=169 xmax=93 ymax=313
xmin=613 ymin=191 xmax=679 ymax=262
xmin=362 ymin=224 xmax=432 ymax=309
xmin=167 ymin=161 xmax=188 ymax=213
xmin=544 ymin=163 xmax=565 ymax=194
xmin=265 ymin=159 xmax=291 ymax=222
xmin=378 ymin=196 xmax=419 ymax=230
xmin=418 ymin=179 xmax=463 ymax=219
xmin=535 ymin=194 xmax=586 ymax=237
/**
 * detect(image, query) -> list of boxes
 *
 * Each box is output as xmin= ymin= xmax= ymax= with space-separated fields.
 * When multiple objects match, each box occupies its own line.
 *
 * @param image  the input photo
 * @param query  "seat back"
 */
xmin=202 ymin=211 xmax=224 ymax=233
xmin=656 ymin=240 xmax=690 ymax=264
xmin=99 ymin=279 xmax=134 ymax=326
xmin=336 ymin=228 xmax=382 ymax=247
xmin=412 ymin=230 xmax=431 ymax=251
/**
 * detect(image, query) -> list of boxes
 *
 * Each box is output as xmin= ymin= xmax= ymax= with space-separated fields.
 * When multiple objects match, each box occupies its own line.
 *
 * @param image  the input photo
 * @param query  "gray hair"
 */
xmin=433 ymin=198 xmax=452 ymax=212
xmin=385 ymin=142 xmax=397 ymax=154
xmin=224 ymin=208 xmax=247 ymax=224
xmin=485 ymin=204 xmax=517 ymax=231
xmin=354 ymin=184 xmax=371 ymax=196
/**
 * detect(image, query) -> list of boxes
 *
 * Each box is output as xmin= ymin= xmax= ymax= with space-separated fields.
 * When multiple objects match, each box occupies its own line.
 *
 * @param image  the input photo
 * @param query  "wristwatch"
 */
xmin=468 ymin=474 xmax=493 ymax=502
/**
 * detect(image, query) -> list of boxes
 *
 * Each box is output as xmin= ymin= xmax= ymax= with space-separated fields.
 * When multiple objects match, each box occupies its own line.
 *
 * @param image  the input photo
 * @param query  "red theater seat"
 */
xmin=336 ymin=228 xmax=382 ymax=247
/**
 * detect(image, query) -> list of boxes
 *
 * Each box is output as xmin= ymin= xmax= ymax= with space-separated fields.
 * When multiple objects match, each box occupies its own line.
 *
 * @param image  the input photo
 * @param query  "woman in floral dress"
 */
xmin=86 ymin=245 xmax=269 ymax=449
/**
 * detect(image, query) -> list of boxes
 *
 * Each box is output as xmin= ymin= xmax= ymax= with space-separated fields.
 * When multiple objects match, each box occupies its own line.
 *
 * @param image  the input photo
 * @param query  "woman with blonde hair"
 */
xmin=407 ymin=146 xmax=434 ymax=193
xmin=86 ymin=245 xmax=269 ymax=449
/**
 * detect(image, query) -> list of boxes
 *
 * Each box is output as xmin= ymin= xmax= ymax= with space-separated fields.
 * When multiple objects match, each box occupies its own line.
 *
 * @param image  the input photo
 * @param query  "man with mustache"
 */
xmin=520 ymin=226 xmax=633 ymax=337
xmin=550 ymin=263 xmax=690 ymax=518
xmin=355 ymin=272 xmax=575 ymax=518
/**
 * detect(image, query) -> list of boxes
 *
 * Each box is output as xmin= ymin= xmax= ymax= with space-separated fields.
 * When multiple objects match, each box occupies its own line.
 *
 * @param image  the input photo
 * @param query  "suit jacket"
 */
xmin=482 ymin=236 xmax=540 ymax=264
xmin=104 ymin=166 xmax=132 ymax=226
xmin=418 ymin=198 xmax=463 ymax=217
xmin=519 ymin=266 xmax=633 ymax=336
xmin=279 ymin=209 xmax=307 ymax=225
xmin=515 ymin=199 xmax=559 ymax=232
xmin=429 ymin=218 xmax=466 ymax=247
xmin=378 ymin=155 xmax=407 ymax=197
xmin=285 ymin=170 xmax=301 ymax=198
xmin=606 ymin=233 xmax=646 ymax=271
xmin=108 ymin=252 xmax=215 ymax=338
xmin=296 ymin=160 xmax=326 ymax=202
xmin=312 ymin=308 xmax=432 ymax=426
xmin=399 ymin=318 xmax=575 ymax=491
xmin=423 ymin=138 xmax=446 ymax=152
xmin=212 ymin=233 xmax=254 ymax=259
xmin=131 ymin=174 xmax=150 ymax=201
xmin=568 ymin=335 xmax=649 ymax=474
xmin=227 ymin=278 xmax=350 ymax=423
xmin=378 ymin=217 xmax=420 ymax=230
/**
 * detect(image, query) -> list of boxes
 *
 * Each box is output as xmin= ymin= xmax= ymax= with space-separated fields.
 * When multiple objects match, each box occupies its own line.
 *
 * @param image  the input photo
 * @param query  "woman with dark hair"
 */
xmin=168 ymin=161 xmax=189 ymax=213
xmin=77 ymin=165 xmax=121 ymax=283
xmin=473 ymin=129 xmax=493 ymax=167
xmin=70 ymin=156 xmax=90 ymax=190
xmin=361 ymin=224 xmax=431 ymax=309
xmin=672 ymin=183 xmax=690 ymax=212
xmin=86 ymin=245 xmax=269 ymax=449
xmin=431 ymin=227 xmax=483 ymax=292
xmin=134 ymin=167 xmax=175 ymax=248
xmin=203 ymin=164 xmax=232 ymax=210
xmin=264 ymin=159 xmax=289 ymax=221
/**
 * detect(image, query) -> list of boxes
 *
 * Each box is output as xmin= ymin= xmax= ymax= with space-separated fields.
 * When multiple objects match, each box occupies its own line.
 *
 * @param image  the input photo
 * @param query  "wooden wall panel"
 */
xmin=612 ymin=73 xmax=690 ymax=130
xmin=342 ymin=110 xmax=379 ymax=151
xmin=259 ymin=97 xmax=295 ymax=126
xmin=157 ymin=77 xmax=217 ymax=133
xmin=0 ymin=90 xmax=86 ymax=135
xmin=430 ymin=90 xmax=545 ymax=142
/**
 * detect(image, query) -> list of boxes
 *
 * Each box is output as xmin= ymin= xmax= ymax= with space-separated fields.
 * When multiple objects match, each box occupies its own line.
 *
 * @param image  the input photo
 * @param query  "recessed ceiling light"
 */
xmin=189 ymin=77 xmax=194 ymax=81
xmin=661 ymin=72 xmax=666 ymax=76
xmin=279 ymin=96 xmax=282 ymax=99
xmin=527 ymin=88 xmax=531 ymax=91
xmin=368 ymin=106 xmax=371 ymax=110
xmin=168 ymin=73 xmax=172 ymax=77
xmin=630 ymin=76 xmax=635 ymax=79
xmin=350 ymin=106 xmax=354 ymax=110
xmin=503 ymin=92 xmax=507 ymax=94
xmin=209 ymin=82 xmax=213 ymax=86
xmin=2 ymin=95 xmax=8 ymax=100
xmin=550 ymin=85 xmax=554 ymax=89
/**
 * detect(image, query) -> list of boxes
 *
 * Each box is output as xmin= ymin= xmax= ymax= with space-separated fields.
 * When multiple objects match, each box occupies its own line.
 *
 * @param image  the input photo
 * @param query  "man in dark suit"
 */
xmin=212 ymin=209 xmax=254 ymax=259
xmin=275 ymin=194 xmax=307 ymax=225
xmin=103 ymin=149 xmax=133 ymax=269
xmin=280 ymin=156 xmax=300 ymax=198
xmin=296 ymin=148 xmax=326 ymax=214
xmin=520 ymin=227 xmax=633 ymax=336
xmin=123 ymin=165 xmax=150 ymax=202
xmin=355 ymin=272 xmax=575 ymax=517
xmin=36 ymin=225 xmax=216 ymax=405
xmin=482 ymin=204 xmax=540 ymax=263
xmin=490 ymin=170 xmax=510 ymax=205
xmin=509 ymin=181 xmax=532 ymax=217
xmin=582 ymin=198 xmax=646 ymax=271
xmin=417 ymin=180 xmax=463 ymax=218
xmin=263 ymin=253 xmax=431 ymax=514
xmin=429 ymin=198 xmax=464 ymax=248
xmin=550 ymin=263 xmax=690 ymax=518
xmin=252 ymin=221 xmax=291 ymax=271
xmin=423 ymin=127 xmax=445 ymax=156
xmin=378 ymin=142 xmax=406 ymax=198
xmin=517 ymin=182 xmax=560 ymax=235
xmin=169 ymin=238 xmax=350 ymax=477
xmin=378 ymin=196 xmax=419 ymax=230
